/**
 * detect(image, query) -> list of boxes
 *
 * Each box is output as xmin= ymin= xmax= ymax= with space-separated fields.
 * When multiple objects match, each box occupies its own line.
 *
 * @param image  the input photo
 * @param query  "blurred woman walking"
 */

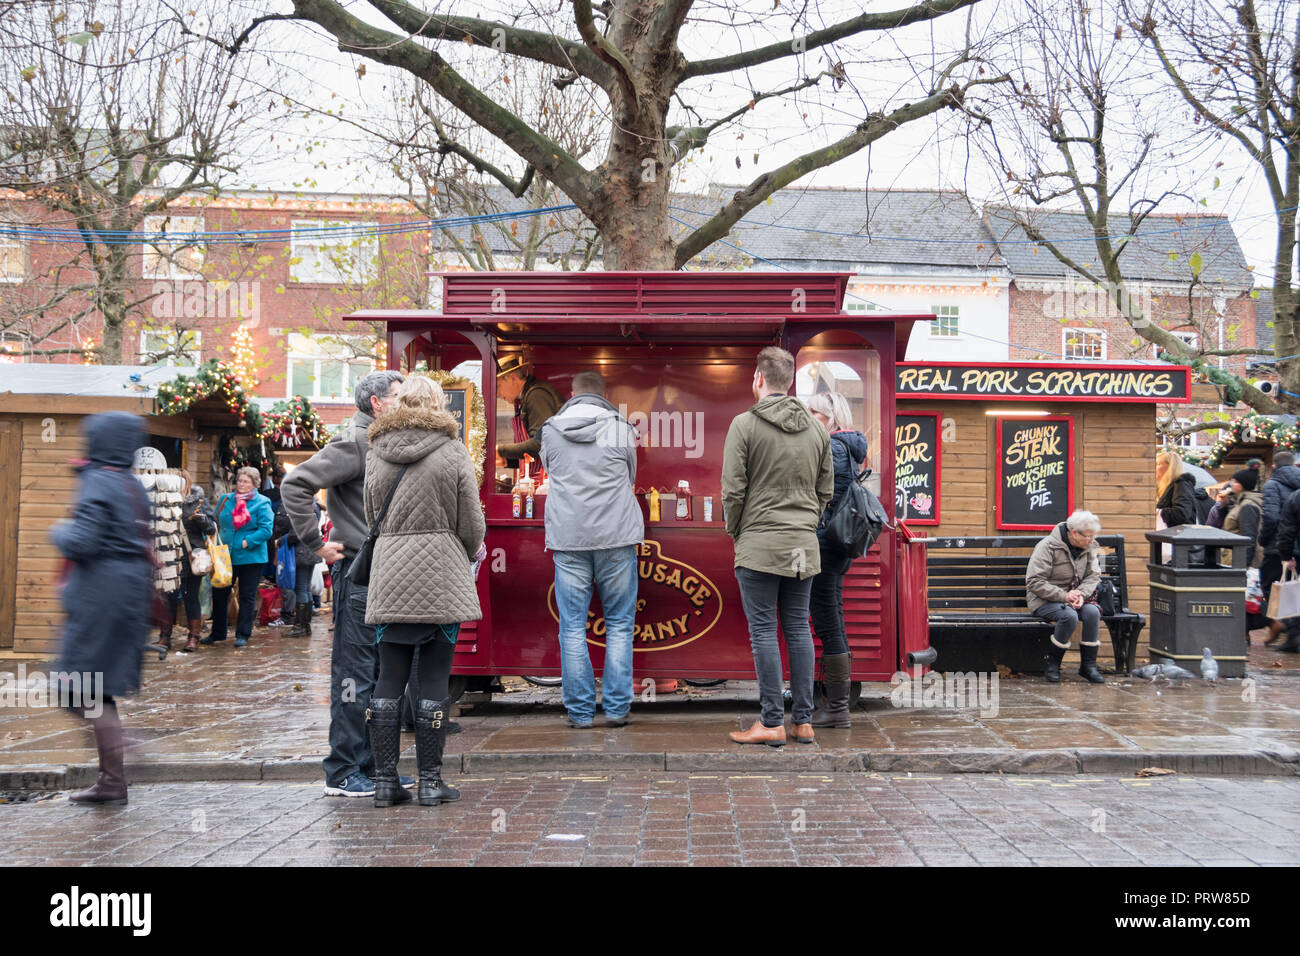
xmin=50 ymin=412 xmax=155 ymax=805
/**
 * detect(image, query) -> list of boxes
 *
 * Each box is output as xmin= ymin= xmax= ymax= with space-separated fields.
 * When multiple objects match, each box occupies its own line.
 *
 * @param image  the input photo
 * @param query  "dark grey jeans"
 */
xmin=1034 ymin=601 xmax=1101 ymax=649
xmin=735 ymin=567 xmax=815 ymax=727
xmin=323 ymin=555 xmax=378 ymax=787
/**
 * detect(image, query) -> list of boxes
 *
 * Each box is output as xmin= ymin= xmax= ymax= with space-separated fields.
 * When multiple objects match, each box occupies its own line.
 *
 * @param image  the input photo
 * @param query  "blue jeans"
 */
xmin=323 ymin=555 xmax=378 ymax=787
xmin=735 ymin=567 xmax=815 ymax=727
xmin=552 ymin=547 xmax=638 ymax=722
xmin=293 ymin=561 xmax=315 ymax=605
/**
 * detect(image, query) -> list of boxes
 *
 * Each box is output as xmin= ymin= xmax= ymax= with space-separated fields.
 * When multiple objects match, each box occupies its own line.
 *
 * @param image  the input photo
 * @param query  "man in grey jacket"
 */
xmin=282 ymin=369 xmax=405 ymax=797
xmin=539 ymin=370 xmax=643 ymax=728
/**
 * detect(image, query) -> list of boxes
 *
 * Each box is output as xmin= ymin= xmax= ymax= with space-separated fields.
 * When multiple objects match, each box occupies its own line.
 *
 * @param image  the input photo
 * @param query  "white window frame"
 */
xmin=1161 ymin=420 xmax=1198 ymax=450
xmin=289 ymin=220 xmax=378 ymax=284
xmin=139 ymin=329 xmax=201 ymax=366
xmin=929 ymin=304 xmax=959 ymax=337
xmin=0 ymin=222 xmax=26 ymax=282
xmin=1154 ymin=330 xmax=1198 ymax=359
xmin=0 ymin=330 xmax=28 ymax=362
xmin=285 ymin=332 xmax=377 ymax=402
xmin=142 ymin=215 xmax=204 ymax=280
xmin=1063 ymin=327 xmax=1107 ymax=361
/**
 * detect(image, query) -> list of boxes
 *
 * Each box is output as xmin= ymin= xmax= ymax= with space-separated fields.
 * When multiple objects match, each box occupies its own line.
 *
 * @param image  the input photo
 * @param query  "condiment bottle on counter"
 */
xmin=511 ymin=480 xmax=522 ymax=519
xmin=519 ymin=476 xmax=535 ymax=518
xmin=703 ymin=496 xmax=713 ymax=522
xmin=648 ymin=488 xmax=661 ymax=522
xmin=675 ymin=480 xmax=692 ymax=520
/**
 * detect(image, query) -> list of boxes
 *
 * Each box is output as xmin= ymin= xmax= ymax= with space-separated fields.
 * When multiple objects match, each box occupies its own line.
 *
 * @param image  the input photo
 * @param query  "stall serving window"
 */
xmin=794 ymin=345 xmax=882 ymax=499
xmin=492 ymin=345 xmax=760 ymax=520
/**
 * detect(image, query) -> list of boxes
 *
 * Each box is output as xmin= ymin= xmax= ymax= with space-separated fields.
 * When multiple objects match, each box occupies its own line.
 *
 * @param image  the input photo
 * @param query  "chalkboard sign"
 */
xmin=442 ymin=381 xmax=474 ymax=449
xmin=895 ymin=412 xmax=940 ymax=525
xmin=996 ymin=416 xmax=1074 ymax=531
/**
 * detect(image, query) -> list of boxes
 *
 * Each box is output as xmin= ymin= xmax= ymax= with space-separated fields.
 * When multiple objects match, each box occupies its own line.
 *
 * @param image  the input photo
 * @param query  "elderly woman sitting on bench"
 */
xmin=1026 ymin=509 xmax=1105 ymax=685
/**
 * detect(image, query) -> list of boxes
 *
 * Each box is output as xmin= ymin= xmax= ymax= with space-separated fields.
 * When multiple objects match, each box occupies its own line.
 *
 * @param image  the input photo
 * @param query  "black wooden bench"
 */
xmin=923 ymin=534 xmax=1146 ymax=675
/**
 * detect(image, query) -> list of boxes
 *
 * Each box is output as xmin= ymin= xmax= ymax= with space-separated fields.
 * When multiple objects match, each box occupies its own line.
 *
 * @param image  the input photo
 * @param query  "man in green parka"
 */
xmin=722 ymin=346 xmax=833 ymax=747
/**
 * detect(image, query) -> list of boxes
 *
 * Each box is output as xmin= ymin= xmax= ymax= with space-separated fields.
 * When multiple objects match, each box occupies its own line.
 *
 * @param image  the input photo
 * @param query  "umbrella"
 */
xmin=1182 ymin=462 xmax=1218 ymax=488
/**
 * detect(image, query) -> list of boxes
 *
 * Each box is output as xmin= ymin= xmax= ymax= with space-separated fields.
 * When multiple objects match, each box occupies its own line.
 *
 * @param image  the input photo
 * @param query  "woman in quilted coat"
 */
xmin=363 ymin=375 xmax=485 ymax=807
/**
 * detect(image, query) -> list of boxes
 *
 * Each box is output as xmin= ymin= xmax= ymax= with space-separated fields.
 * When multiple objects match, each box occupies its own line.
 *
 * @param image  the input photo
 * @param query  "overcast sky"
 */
xmin=226 ymin=0 xmax=1281 ymax=281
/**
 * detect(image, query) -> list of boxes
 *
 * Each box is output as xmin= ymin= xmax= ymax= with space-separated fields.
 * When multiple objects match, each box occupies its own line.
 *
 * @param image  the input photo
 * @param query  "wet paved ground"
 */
xmin=2 ymin=773 xmax=1296 ymax=866
xmin=2 ymin=611 xmax=1298 ymax=782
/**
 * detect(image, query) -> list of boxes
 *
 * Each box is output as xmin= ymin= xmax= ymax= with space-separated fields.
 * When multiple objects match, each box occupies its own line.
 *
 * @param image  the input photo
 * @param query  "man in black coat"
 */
xmin=1269 ymin=481 xmax=1300 ymax=652
xmin=1260 ymin=452 xmax=1300 ymax=648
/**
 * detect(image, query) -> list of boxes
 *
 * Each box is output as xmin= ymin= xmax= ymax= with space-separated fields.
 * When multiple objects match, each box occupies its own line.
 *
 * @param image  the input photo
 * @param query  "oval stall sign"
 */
xmin=547 ymin=539 xmax=723 ymax=653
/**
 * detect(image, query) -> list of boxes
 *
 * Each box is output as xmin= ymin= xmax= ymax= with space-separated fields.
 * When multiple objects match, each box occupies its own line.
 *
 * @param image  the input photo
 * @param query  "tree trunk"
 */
xmin=1273 ymin=152 xmax=1300 ymax=410
xmin=97 ymin=248 xmax=132 ymax=364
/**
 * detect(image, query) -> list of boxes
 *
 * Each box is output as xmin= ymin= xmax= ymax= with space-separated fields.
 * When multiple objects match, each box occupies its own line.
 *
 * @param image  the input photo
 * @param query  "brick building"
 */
xmin=1 ymin=190 xmax=432 ymax=425
xmin=985 ymin=207 xmax=1257 ymax=452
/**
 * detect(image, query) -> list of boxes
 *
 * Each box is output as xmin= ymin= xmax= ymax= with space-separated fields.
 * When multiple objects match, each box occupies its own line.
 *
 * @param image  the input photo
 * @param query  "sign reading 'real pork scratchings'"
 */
xmin=895 ymin=412 xmax=940 ymax=526
xmin=996 ymin=416 xmax=1073 ymax=531
xmin=896 ymin=362 xmax=1191 ymax=403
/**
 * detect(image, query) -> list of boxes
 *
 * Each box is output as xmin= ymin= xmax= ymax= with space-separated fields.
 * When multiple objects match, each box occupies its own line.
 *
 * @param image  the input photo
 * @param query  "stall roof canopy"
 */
xmin=0 ymin=363 xmax=198 ymax=415
xmin=356 ymin=271 xmax=924 ymax=344
xmin=0 ymin=363 xmax=194 ymax=399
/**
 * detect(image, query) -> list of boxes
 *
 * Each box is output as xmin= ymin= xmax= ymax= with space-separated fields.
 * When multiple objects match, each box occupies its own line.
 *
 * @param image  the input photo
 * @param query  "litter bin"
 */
xmin=1145 ymin=526 xmax=1250 ymax=678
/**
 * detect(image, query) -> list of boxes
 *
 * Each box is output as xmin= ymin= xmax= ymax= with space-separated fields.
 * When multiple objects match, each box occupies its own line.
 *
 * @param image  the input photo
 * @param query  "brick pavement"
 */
xmin=2 ymin=627 xmax=1299 ymax=786
xmin=1 ymin=773 xmax=1296 ymax=866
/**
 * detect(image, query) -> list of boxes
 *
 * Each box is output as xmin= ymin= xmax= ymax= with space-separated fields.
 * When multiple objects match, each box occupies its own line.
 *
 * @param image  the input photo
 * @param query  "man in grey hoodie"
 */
xmin=539 ymin=370 xmax=644 ymax=728
xmin=722 ymin=347 xmax=833 ymax=747
xmin=282 ymin=369 xmax=405 ymax=797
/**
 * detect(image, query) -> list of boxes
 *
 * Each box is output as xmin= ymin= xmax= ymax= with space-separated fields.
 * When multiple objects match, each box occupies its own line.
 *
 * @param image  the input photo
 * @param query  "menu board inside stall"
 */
xmin=895 ymin=412 xmax=940 ymax=525
xmin=442 ymin=381 xmax=473 ymax=448
xmin=996 ymin=416 xmax=1073 ymax=531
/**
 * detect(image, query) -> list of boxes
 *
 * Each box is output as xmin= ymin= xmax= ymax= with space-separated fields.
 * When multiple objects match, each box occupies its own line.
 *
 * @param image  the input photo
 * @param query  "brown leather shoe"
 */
xmin=729 ymin=721 xmax=786 ymax=747
xmin=788 ymin=722 xmax=816 ymax=744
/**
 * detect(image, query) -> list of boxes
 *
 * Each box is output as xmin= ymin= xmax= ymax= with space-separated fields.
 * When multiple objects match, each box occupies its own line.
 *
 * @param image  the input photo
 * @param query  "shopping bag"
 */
xmin=310 ymin=562 xmax=325 ymax=596
xmin=1267 ymin=568 xmax=1300 ymax=620
xmin=257 ymin=585 xmax=283 ymax=626
xmin=275 ymin=538 xmax=296 ymax=590
xmin=208 ymin=535 xmax=232 ymax=588
xmin=1245 ymin=568 xmax=1263 ymax=615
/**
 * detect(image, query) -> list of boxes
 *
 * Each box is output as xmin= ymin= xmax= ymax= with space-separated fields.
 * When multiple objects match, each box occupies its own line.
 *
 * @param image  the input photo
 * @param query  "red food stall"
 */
xmin=358 ymin=271 xmax=933 ymax=702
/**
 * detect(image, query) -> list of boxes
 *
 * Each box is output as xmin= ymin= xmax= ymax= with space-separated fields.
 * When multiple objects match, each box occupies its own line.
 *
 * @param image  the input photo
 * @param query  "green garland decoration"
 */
xmin=413 ymin=370 xmax=488 ymax=488
xmin=156 ymin=359 xmax=263 ymax=434
xmin=1195 ymin=412 xmax=1300 ymax=469
xmin=262 ymin=396 xmax=331 ymax=449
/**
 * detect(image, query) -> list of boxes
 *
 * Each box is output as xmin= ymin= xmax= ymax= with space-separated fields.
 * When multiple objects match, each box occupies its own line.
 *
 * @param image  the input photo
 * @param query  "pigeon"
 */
xmin=1131 ymin=664 xmax=1163 ymax=682
xmin=1200 ymin=648 xmax=1219 ymax=683
xmin=1130 ymin=662 xmax=1197 ymax=683
xmin=1158 ymin=662 xmax=1197 ymax=682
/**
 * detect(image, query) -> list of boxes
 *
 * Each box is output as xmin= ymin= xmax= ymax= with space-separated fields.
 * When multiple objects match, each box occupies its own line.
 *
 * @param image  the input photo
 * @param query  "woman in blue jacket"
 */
xmin=202 ymin=466 xmax=274 ymax=648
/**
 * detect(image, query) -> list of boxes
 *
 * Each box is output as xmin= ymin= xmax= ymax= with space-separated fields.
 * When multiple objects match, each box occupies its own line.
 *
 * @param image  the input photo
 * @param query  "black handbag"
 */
xmin=1094 ymin=578 xmax=1118 ymax=616
xmin=346 ymin=464 xmax=409 ymax=587
xmin=825 ymin=463 xmax=893 ymax=559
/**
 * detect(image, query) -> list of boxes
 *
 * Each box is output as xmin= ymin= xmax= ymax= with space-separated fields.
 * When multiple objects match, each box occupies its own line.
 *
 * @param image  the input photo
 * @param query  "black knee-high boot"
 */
xmin=366 ymin=698 xmax=411 ymax=807
xmin=415 ymin=698 xmax=460 ymax=806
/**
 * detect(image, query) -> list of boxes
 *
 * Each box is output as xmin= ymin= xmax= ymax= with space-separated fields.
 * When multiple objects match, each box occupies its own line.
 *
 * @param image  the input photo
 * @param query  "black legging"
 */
xmin=810 ymin=560 xmax=850 ymax=657
xmin=375 ymin=639 xmax=455 ymax=701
